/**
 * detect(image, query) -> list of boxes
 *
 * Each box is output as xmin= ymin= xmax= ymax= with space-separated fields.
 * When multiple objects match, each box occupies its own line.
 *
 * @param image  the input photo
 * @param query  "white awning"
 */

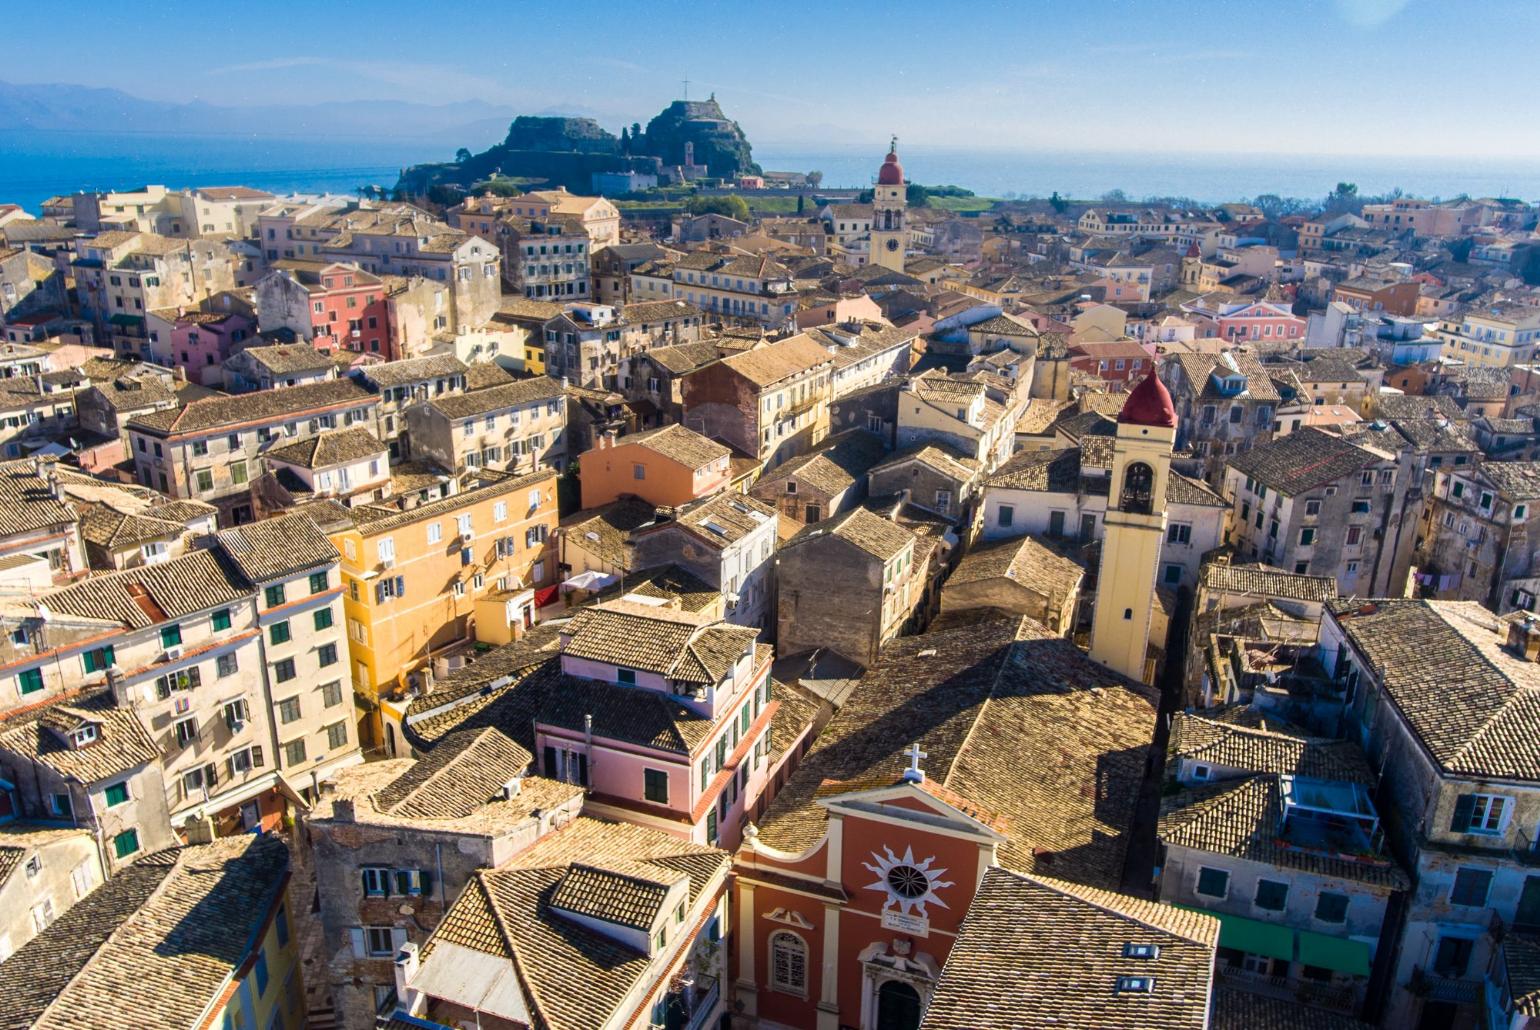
xmin=562 ymin=570 xmax=618 ymax=591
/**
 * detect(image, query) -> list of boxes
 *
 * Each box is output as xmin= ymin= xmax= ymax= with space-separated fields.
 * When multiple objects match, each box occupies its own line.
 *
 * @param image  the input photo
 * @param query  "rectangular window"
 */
xmin=278 ymin=697 xmax=301 ymax=724
xmin=1299 ymin=527 xmax=1315 ymax=546
xmin=274 ymin=658 xmax=296 ymax=683
xmin=1451 ymin=867 xmax=1493 ymax=907
xmin=998 ymin=504 xmax=1014 ymax=528
xmin=112 ymin=828 xmax=140 ymax=859
xmin=174 ymin=717 xmax=197 ymax=748
xmin=160 ymin=624 xmax=182 ymax=648
xmin=1166 ymin=523 xmax=1192 ymax=544
xmin=18 ymin=667 xmax=43 ymax=694
xmin=617 ymin=668 xmax=636 ymax=686
xmin=309 ymin=571 xmax=328 ymax=593
xmin=1196 ymin=867 xmax=1229 ymax=899
xmin=322 ymin=680 xmax=344 ymax=707
xmin=82 ymin=646 xmax=116 ymax=674
xmin=269 ymin=621 xmax=291 ymax=645
xmin=212 ymin=608 xmax=232 ymax=631
xmin=365 ymin=925 xmax=394 ymax=956
xmin=265 ymin=584 xmax=286 ymax=607
xmin=326 ymin=722 xmax=348 ymax=749
xmin=1453 ymin=793 xmax=1509 ymax=834
xmin=284 ymin=738 xmax=307 ymax=767
xmin=318 ymin=643 xmax=338 ymax=666
xmin=644 ymin=768 xmax=669 ymax=804
xmin=1254 ymin=879 xmax=1289 ymax=912
xmin=314 ymin=607 xmax=334 ymax=631
xmin=104 ymin=781 xmax=130 ymax=807
xmin=1315 ymin=891 xmax=1349 ymax=924
xmin=217 ymin=652 xmax=238 ymax=678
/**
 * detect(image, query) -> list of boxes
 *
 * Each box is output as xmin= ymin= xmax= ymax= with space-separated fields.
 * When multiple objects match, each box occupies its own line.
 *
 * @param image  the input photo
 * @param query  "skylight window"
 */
xmin=1123 ymin=943 xmax=1160 ymax=960
xmin=1115 ymin=975 xmax=1155 ymax=994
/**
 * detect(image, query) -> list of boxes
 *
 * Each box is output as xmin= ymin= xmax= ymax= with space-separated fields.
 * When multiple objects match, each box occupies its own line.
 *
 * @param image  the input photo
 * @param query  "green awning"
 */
xmin=1298 ymin=929 xmax=1371 ymax=977
xmin=1176 ymin=905 xmax=1295 ymax=962
xmin=108 ymin=314 xmax=145 ymax=327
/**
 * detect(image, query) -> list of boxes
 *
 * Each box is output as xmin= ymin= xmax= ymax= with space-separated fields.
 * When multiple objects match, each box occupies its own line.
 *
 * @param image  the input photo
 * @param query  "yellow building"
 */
xmin=329 ymin=467 xmax=560 ymax=721
xmin=870 ymin=138 xmax=908 ymax=272
xmin=1090 ymin=373 xmax=1177 ymax=683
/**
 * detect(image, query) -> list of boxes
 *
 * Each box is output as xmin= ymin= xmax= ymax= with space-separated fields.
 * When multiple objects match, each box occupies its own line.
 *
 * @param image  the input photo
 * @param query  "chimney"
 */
xmin=183 ymin=812 xmax=216 ymax=845
xmin=394 ymin=942 xmax=422 ymax=1014
xmin=1506 ymin=613 xmax=1540 ymax=662
xmin=331 ymin=798 xmax=356 ymax=823
xmin=105 ymin=667 xmax=132 ymax=707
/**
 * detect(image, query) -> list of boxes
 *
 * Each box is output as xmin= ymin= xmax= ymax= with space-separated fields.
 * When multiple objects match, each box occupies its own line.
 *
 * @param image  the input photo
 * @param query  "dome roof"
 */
xmin=877 ymin=149 xmax=904 ymax=186
xmin=1119 ymin=371 xmax=1177 ymax=428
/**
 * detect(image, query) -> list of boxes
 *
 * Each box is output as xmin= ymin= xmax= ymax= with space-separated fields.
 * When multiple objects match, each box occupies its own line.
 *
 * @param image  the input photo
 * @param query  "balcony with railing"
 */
xmin=1412 ymin=966 xmax=1482 ymax=1005
xmin=655 ymin=972 xmax=720 ymax=1030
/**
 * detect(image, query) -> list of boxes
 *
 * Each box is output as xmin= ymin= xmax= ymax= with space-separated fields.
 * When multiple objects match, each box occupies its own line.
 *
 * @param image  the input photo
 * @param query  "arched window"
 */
xmin=1120 ymin=461 xmax=1155 ymax=515
xmin=770 ymin=931 xmax=808 ymax=995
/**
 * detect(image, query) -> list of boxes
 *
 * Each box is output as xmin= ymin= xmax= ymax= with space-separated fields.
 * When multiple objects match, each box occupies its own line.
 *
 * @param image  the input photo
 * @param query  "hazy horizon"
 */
xmin=2 ymin=0 xmax=1538 ymax=160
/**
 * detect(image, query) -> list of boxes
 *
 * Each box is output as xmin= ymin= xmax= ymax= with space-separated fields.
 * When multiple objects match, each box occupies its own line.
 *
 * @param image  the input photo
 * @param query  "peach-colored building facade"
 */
xmin=579 ymin=423 xmax=731 ymax=509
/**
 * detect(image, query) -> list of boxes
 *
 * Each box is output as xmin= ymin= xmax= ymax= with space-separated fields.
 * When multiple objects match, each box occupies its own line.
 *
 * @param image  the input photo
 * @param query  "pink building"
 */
xmin=147 ymin=309 xmax=256 ymax=386
xmin=534 ymin=599 xmax=777 ymax=850
xmin=1214 ymin=300 xmax=1305 ymax=343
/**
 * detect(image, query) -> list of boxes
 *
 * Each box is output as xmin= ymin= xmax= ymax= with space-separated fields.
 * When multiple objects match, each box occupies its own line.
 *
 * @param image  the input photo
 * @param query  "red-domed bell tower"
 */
xmin=870 ymin=136 xmax=907 ymax=272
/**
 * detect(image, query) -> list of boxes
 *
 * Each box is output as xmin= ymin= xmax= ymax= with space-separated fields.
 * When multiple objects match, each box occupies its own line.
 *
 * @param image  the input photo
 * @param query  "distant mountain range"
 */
xmin=0 ymin=79 xmax=521 ymax=142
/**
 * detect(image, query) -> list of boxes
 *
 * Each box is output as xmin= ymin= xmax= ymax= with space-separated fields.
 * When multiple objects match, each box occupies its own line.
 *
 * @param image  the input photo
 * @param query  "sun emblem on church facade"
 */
xmin=862 ymin=845 xmax=954 ymax=917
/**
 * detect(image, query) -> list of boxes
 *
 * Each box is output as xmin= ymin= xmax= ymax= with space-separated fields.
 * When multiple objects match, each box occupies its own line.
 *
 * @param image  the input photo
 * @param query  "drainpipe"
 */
xmin=583 ymin=714 xmax=594 ymax=790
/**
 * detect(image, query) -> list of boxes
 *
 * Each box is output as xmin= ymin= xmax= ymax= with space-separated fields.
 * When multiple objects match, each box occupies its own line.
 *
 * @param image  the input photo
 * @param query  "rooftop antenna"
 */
xmin=681 ymin=78 xmax=690 ymax=101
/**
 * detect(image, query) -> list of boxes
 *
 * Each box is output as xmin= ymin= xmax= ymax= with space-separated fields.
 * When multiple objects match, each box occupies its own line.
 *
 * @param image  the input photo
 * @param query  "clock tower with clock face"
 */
xmin=870 ymin=136 xmax=907 ymax=272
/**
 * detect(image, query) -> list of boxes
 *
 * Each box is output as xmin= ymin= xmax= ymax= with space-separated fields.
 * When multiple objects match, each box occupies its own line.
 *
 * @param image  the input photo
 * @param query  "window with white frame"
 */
xmin=769 ymin=931 xmax=808 ymax=995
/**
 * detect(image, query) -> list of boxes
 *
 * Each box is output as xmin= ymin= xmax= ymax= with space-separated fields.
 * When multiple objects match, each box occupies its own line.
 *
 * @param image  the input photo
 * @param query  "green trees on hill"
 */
xmin=686 ymin=194 xmax=751 ymax=220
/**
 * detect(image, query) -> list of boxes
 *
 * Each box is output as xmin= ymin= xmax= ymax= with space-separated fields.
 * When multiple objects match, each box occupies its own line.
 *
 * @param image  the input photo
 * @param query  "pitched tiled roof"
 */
xmin=640 ymin=341 xmax=732 ymax=374
xmin=869 ymin=442 xmax=978 ymax=483
xmin=540 ymin=674 xmax=713 ymax=753
xmin=719 ymin=335 xmax=832 ymax=387
xmin=1329 ymin=599 xmax=1540 ymax=780
xmin=374 ymin=726 xmax=533 ymax=820
xmin=619 ymin=423 xmax=729 ymax=469
xmin=987 ymin=446 xmax=1085 ymax=492
xmin=1227 ymin=427 xmax=1379 ymax=495
xmin=948 ymin=535 xmax=1084 ymax=597
xmin=355 ymin=353 xmax=468 ymax=388
xmin=430 ymin=375 xmax=563 ymax=419
xmin=1168 ymin=472 xmax=1226 ymax=507
xmin=559 ymin=497 xmax=660 ymax=569
xmin=127 ymin=378 xmax=375 ymax=436
xmin=785 ymin=505 xmax=913 ymax=561
xmin=1210 ymin=988 xmax=1374 ymax=1030
xmin=664 ymin=491 xmax=776 ymax=548
xmin=1170 ymin=712 xmax=1373 ymax=783
xmin=44 ymin=549 xmax=250 ymax=629
xmin=0 ymin=460 xmax=76 ymax=540
xmin=1372 ymin=393 xmax=1464 ymax=421
xmin=0 ymin=835 xmax=290 ymax=1030
xmin=756 ymin=614 xmax=1158 ymax=887
xmin=560 ymin=600 xmax=757 ymax=685
xmin=1199 ymin=563 xmax=1339 ymax=602
xmin=236 ymin=343 xmax=333 ymax=374
xmin=262 ymin=426 xmax=385 ymax=469
xmin=922 ymin=866 xmax=1217 ymax=1030
xmin=1158 ymin=775 xmax=1409 ymax=888
xmin=550 ymin=861 xmax=680 ymax=930
xmin=1479 ymin=461 xmax=1540 ymax=502
xmin=213 ymin=511 xmax=338 ymax=584
xmin=1168 ymin=352 xmax=1282 ymax=403
xmin=757 ymin=430 xmax=888 ymax=496
xmin=1504 ymin=932 xmax=1540 ymax=1019
xmin=78 ymin=509 xmax=186 ymax=549
xmin=1 ymin=691 xmax=160 ymax=785
xmin=421 ymin=817 xmax=729 ymax=1030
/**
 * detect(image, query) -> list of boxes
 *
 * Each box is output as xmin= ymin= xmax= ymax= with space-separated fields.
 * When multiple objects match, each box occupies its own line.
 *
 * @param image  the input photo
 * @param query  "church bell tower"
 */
xmin=870 ymin=137 xmax=907 ymax=272
xmin=1089 ymin=372 xmax=1178 ymax=683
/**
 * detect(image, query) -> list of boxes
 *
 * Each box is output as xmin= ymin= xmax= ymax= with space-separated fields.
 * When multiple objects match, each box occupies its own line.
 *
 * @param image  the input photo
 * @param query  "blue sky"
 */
xmin=5 ymin=0 xmax=1538 ymax=157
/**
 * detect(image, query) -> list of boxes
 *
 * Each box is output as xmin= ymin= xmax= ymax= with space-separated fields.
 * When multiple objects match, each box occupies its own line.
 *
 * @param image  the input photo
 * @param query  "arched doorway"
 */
xmin=876 ymin=980 xmax=923 ymax=1030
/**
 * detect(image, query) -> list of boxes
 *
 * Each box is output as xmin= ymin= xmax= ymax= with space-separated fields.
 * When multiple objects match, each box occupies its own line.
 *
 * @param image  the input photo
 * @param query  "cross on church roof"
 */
xmin=902 ymin=741 xmax=927 ymax=783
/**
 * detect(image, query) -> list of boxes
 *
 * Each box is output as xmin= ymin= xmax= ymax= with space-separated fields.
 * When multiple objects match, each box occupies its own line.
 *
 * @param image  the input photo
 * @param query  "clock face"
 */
xmin=886 ymin=238 xmax=900 ymax=252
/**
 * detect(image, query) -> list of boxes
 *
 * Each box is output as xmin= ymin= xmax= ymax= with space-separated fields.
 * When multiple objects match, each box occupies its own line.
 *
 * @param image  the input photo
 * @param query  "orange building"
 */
xmin=579 ymin=423 xmax=731 ymax=509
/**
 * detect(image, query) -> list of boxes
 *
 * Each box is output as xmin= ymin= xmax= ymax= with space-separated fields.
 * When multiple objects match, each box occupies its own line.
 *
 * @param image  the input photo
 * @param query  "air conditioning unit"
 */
xmin=164 ymin=646 xmax=183 ymax=662
xmin=461 ymin=531 xmax=475 ymax=543
xmin=381 ymin=556 xmax=395 ymax=570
